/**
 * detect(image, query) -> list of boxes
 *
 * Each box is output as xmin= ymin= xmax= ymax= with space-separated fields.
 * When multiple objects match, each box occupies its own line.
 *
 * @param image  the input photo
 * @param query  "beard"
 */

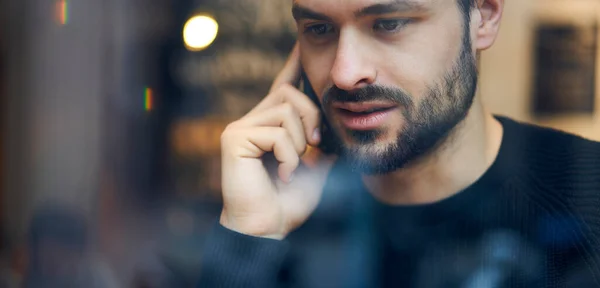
xmin=321 ymin=33 xmax=478 ymax=175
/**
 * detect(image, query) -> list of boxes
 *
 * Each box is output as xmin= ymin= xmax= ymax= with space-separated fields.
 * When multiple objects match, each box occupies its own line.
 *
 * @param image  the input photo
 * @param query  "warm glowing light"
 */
xmin=145 ymin=88 xmax=153 ymax=112
xmin=183 ymin=15 xmax=219 ymax=51
xmin=56 ymin=0 xmax=69 ymax=25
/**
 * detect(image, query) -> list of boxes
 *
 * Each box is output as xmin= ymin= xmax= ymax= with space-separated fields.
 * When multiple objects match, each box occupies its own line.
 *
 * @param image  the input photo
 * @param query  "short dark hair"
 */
xmin=457 ymin=0 xmax=478 ymax=54
xmin=458 ymin=0 xmax=478 ymax=24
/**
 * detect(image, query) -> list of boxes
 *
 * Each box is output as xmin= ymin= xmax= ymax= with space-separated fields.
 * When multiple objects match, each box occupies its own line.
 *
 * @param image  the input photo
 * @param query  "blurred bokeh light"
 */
xmin=183 ymin=15 xmax=218 ymax=51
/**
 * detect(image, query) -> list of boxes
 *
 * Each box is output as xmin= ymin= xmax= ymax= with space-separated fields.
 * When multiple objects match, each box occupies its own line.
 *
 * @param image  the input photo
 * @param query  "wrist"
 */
xmin=219 ymin=211 xmax=287 ymax=240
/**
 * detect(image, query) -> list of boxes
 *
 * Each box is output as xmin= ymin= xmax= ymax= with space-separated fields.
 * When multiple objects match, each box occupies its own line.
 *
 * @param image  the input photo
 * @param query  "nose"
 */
xmin=330 ymin=29 xmax=377 ymax=91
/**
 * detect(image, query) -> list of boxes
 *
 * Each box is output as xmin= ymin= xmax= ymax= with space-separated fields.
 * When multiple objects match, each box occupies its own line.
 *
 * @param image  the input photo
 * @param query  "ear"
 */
xmin=474 ymin=0 xmax=504 ymax=51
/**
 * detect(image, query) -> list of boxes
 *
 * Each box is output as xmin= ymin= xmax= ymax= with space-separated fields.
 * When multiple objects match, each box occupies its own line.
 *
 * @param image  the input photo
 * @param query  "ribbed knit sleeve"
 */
xmin=197 ymin=222 xmax=290 ymax=288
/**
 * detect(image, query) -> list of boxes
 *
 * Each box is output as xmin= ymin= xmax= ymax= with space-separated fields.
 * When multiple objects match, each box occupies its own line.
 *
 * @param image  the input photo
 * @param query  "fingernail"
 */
xmin=312 ymin=128 xmax=321 ymax=141
xmin=288 ymin=173 xmax=295 ymax=183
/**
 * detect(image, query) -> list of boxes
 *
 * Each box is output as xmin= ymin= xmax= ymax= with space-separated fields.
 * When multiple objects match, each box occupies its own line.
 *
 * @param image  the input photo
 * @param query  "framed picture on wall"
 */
xmin=532 ymin=13 xmax=598 ymax=116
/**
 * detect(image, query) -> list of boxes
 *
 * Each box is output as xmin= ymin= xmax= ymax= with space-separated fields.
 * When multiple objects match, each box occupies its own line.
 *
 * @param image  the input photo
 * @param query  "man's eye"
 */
xmin=374 ymin=19 xmax=411 ymax=33
xmin=305 ymin=23 xmax=335 ymax=36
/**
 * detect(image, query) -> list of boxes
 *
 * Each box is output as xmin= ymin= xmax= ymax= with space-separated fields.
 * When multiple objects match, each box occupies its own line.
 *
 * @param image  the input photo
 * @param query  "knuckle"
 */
xmin=266 ymin=89 xmax=281 ymax=101
xmin=279 ymin=102 xmax=297 ymax=116
xmin=221 ymin=123 xmax=240 ymax=142
xmin=263 ymin=89 xmax=282 ymax=104
xmin=277 ymin=84 xmax=298 ymax=100
xmin=223 ymin=121 xmax=240 ymax=132
xmin=278 ymin=83 xmax=295 ymax=93
xmin=273 ymin=128 xmax=289 ymax=141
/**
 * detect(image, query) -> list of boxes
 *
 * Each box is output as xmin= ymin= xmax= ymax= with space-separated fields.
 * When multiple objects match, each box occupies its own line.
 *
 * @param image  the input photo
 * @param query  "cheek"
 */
xmin=380 ymin=19 xmax=464 ymax=99
xmin=300 ymin=44 xmax=337 ymax=100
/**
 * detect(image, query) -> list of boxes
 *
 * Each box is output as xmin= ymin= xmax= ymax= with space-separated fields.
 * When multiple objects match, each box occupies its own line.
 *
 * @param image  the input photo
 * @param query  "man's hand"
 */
xmin=219 ymin=44 xmax=336 ymax=240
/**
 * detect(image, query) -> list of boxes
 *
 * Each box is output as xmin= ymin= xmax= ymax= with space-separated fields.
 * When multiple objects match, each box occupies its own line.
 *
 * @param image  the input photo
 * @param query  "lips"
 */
xmin=332 ymin=102 xmax=398 ymax=131
xmin=332 ymin=102 xmax=397 ymax=113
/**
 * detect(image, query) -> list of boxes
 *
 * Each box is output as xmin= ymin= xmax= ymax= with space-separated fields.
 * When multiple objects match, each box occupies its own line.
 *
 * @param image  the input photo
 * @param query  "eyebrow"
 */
xmin=355 ymin=1 xmax=427 ymax=17
xmin=292 ymin=1 xmax=426 ymax=22
xmin=292 ymin=5 xmax=333 ymax=22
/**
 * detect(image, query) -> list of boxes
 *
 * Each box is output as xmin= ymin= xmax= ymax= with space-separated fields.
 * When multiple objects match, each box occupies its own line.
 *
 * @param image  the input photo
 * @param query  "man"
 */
xmin=199 ymin=0 xmax=600 ymax=287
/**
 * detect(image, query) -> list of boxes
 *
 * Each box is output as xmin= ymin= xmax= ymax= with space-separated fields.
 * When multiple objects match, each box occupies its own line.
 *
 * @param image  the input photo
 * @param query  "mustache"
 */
xmin=322 ymin=85 xmax=414 ymax=107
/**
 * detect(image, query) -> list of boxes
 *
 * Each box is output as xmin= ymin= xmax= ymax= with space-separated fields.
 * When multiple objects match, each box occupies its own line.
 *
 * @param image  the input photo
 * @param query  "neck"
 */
xmin=362 ymin=99 xmax=503 ymax=205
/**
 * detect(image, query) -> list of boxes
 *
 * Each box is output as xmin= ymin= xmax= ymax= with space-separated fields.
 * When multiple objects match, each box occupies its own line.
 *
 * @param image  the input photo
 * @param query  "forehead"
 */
xmin=293 ymin=0 xmax=443 ymax=14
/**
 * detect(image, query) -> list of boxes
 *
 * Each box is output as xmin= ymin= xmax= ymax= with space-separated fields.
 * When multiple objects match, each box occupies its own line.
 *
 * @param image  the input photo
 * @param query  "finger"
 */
xmin=270 ymin=42 xmax=301 ymax=93
xmin=249 ymin=85 xmax=321 ymax=146
xmin=278 ymin=152 xmax=338 ymax=227
xmin=233 ymin=127 xmax=300 ymax=183
xmin=237 ymin=103 xmax=307 ymax=155
xmin=277 ymin=85 xmax=322 ymax=146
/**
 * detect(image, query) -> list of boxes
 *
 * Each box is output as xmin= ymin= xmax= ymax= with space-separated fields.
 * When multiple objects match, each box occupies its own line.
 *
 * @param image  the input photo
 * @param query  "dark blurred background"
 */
xmin=0 ymin=0 xmax=598 ymax=287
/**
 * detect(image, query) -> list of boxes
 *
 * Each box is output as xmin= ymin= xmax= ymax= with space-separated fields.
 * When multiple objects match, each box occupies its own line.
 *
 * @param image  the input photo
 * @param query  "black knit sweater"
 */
xmin=198 ymin=116 xmax=600 ymax=288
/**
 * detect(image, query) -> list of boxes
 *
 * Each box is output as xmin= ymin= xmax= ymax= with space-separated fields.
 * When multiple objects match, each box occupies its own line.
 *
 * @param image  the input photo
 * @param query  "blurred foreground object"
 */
xmin=24 ymin=206 xmax=118 ymax=288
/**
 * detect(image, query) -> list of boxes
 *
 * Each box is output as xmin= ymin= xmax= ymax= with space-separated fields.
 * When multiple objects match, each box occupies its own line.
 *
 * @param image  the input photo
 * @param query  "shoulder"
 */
xmin=497 ymin=115 xmax=600 ymax=151
xmin=496 ymin=116 xmax=600 ymax=209
xmin=497 ymin=116 xmax=600 ymax=178
xmin=497 ymin=115 xmax=600 ymax=225
xmin=498 ymin=117 xmax=600 ymax=271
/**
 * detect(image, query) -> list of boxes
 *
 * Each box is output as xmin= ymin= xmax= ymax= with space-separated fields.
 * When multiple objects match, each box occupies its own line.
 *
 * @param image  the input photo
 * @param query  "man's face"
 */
xmin=295 ymin=0 xmax=479 ymax=174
